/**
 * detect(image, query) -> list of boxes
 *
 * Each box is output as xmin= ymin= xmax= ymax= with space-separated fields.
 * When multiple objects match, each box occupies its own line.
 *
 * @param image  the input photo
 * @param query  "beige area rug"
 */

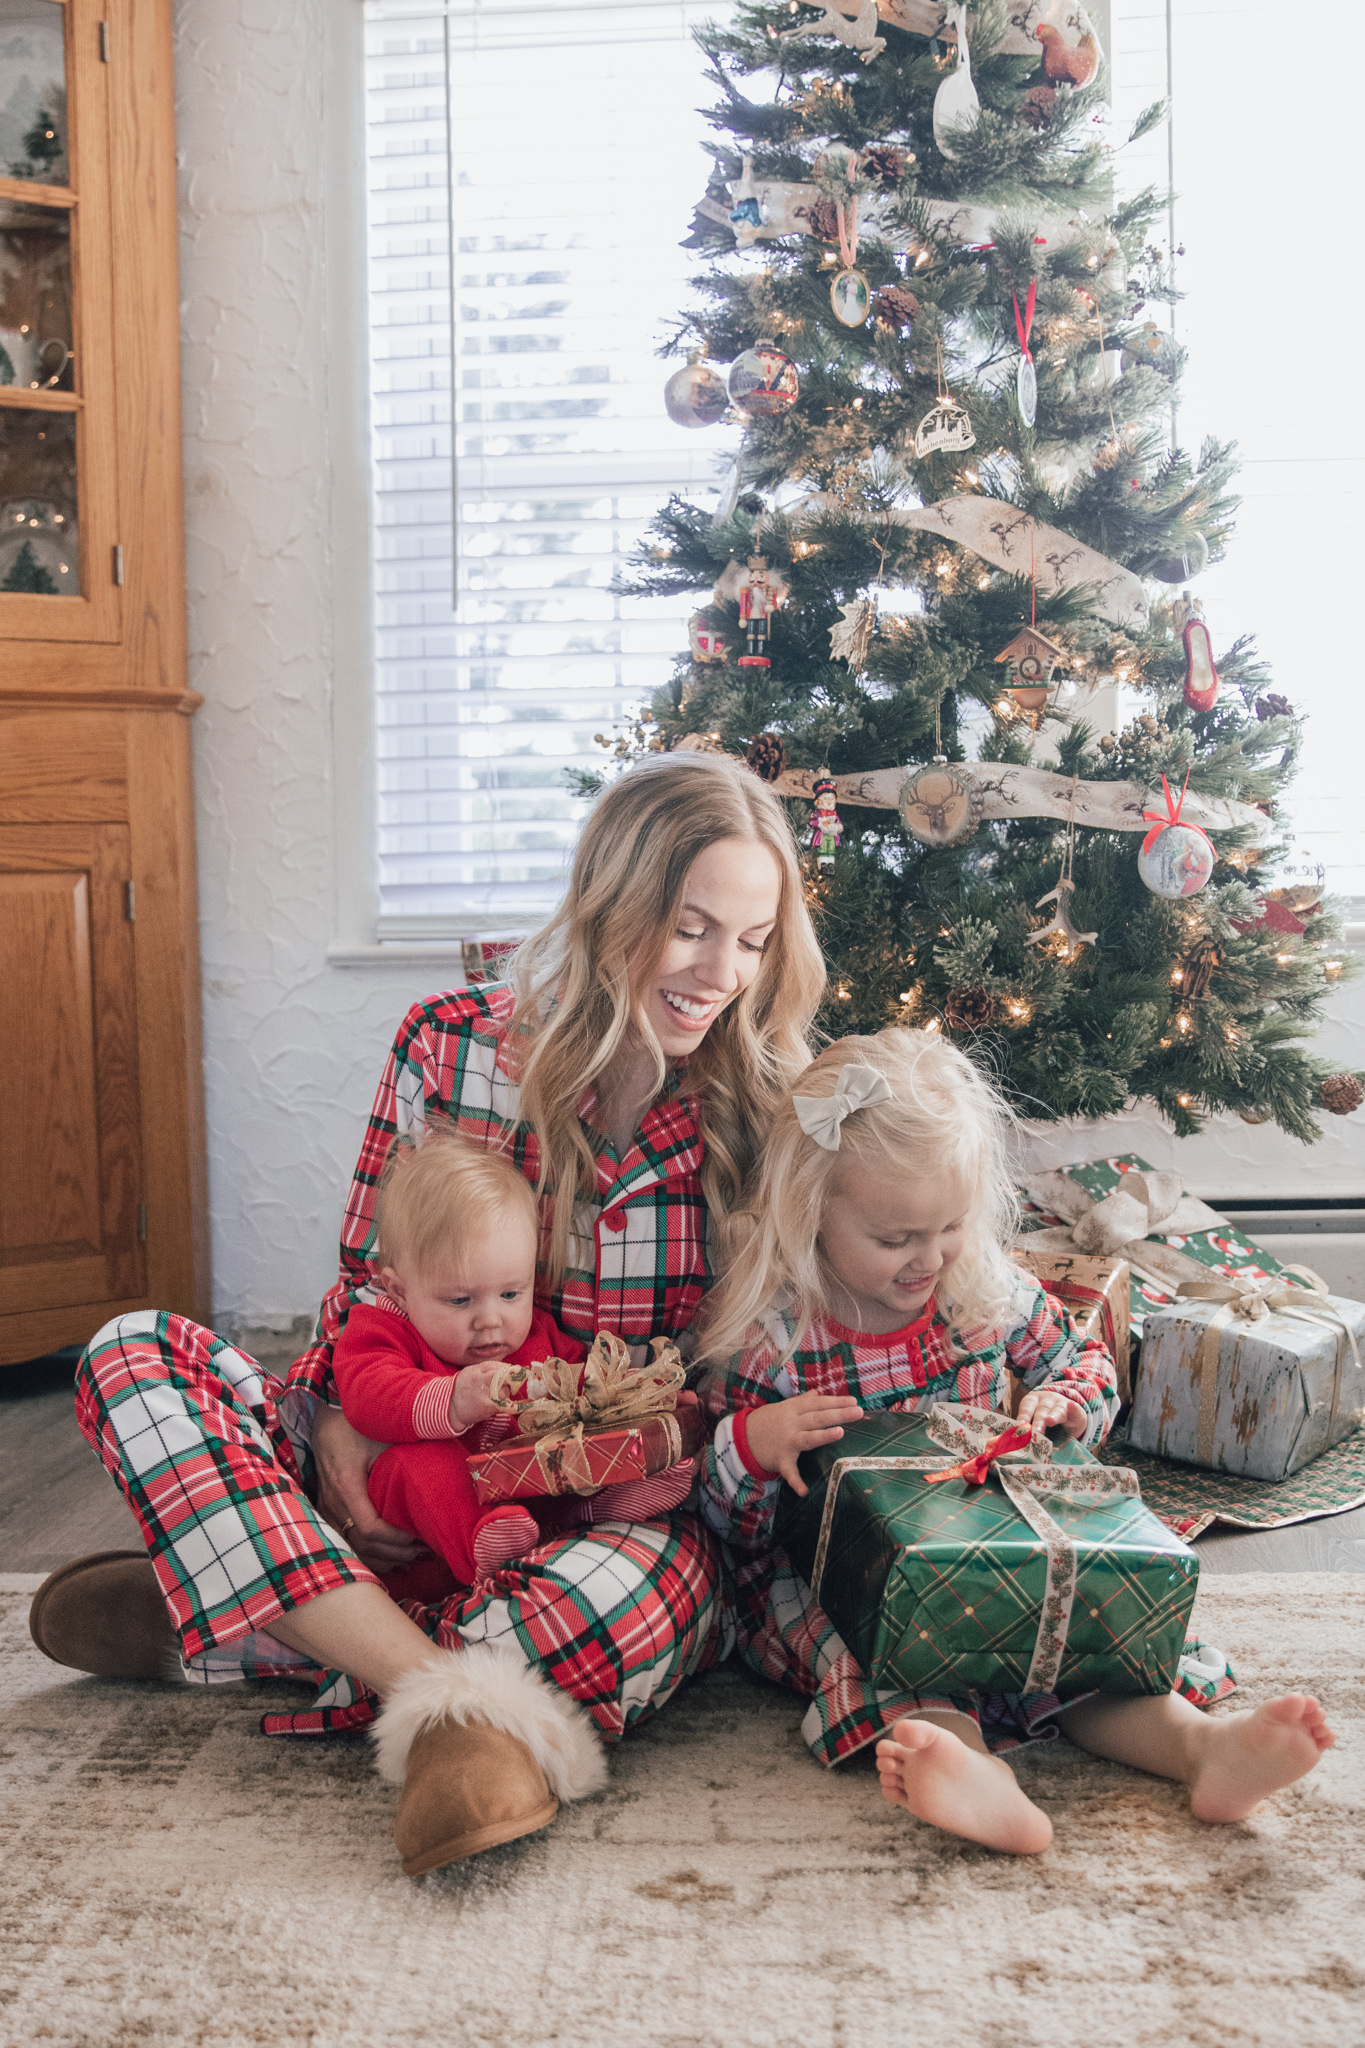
xmin=2 ymin=1573 xmax=1363 ymax=2048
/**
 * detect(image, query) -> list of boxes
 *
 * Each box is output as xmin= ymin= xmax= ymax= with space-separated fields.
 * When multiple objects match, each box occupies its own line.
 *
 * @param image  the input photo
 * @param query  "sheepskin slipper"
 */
xmin=375 ymin=1645 xmax=608 ymax=1876
xmin=29 ymin=1550 xmax=181 ymax=1680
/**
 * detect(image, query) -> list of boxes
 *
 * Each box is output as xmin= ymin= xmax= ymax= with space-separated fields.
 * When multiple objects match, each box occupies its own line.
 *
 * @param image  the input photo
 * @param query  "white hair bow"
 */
xmin=792 ymin=1062 xmax=895 ymax=1151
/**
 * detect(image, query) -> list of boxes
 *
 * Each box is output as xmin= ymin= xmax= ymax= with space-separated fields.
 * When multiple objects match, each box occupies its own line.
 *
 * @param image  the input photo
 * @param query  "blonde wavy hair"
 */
xmin=700 ymin=1027 xmax=1023 ymax=1367
xmin=374 ymin=1123 xmax=537 ymax=1279
xmin=507 ymin=752 xmax=827 ymax=1281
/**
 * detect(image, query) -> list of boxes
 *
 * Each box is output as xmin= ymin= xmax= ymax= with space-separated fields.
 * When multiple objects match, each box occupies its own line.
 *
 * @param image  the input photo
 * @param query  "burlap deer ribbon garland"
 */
xmin=1173 ymin=1270 xmax=1361 ymax=1465
xmin=808 ymin=1403 xmax=1140 ymax=1696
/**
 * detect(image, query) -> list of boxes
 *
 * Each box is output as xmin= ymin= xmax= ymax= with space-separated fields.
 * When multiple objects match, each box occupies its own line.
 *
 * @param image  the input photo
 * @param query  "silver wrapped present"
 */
xmin=1130 ymin=1273 xmax=1364 ymax=1482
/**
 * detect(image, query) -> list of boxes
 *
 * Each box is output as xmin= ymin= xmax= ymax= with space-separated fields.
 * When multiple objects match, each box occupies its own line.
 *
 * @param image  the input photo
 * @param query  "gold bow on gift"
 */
xmin=485 ymin=1332 xmax=687 ymax=1498
xmin=489 ymin=1331 xmax=685 ymax=1441
xmin=809 ymin=1403 xmax=1143 ymax=1698
xmin=1174 ymin=1270 xmax=1362 ymax=1465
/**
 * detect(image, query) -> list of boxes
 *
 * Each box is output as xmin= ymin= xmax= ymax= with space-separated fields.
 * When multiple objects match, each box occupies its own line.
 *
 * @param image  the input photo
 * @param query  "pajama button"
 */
xmin=602 ymin=1211 xmax=626 ymax=1233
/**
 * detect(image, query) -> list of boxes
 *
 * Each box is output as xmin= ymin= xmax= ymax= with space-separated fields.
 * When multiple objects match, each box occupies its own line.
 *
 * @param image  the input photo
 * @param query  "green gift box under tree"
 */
xmin=775 ymin=1407 xmax=1199 ymax=1701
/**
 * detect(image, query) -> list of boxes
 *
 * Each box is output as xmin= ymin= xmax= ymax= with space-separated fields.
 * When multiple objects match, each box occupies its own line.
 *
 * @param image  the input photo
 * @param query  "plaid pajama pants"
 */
xmin=76 ymin=1312 xmax=731 ymax=1741
xmin=731 ymin=1544 xmax=1236 ymax=1769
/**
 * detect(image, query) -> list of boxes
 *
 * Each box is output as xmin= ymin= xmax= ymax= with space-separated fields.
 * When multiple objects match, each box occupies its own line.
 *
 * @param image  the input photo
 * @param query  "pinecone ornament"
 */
xmin=1019 ymin=84 xmax=1056 ymax=128
xmin=745 ymin=731 xmax=787 ymax=783
xmin=1181 ymin=936 xmax=1221 ymax=1001
xmin=944 ymin=984 xmax=994 ymax=1033
xmin=872 ymin=285 xmax=921 ymax=332
xmin=1255 ymin=693 xmax=1294 ymax=722
xmin=861 ymin=144 xmax=907 ymax=189
xmin=1319 ymin=1074 xmax=1363 ymax=1116
xmin=806 ymin=197 xmax=841 ymax=244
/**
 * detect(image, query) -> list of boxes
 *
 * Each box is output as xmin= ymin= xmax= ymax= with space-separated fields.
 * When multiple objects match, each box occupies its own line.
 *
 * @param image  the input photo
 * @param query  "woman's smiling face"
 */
xmin=638 ymin=836 xmax=783 ymax=1057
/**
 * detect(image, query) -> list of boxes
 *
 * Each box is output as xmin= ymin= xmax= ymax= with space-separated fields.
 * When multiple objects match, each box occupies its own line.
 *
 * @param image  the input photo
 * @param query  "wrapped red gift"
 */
xmin=467 ymin=1330 xmax=704 ymax=1504
xmin=469 ymin=1393 xmax=706 ymax=1504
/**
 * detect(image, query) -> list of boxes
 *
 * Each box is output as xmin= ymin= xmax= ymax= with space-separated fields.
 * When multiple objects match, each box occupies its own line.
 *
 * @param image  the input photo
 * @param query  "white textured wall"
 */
xmin=174 ymin=1 xmax=1365 ymax=1329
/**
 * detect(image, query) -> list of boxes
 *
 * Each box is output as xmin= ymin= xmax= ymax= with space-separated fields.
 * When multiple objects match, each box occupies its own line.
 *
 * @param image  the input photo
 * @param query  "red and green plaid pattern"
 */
xmin=290 ymin=985 xmax=711 ymax=1405
xmin=75 ymin=1312 xmax=731 ymax=1742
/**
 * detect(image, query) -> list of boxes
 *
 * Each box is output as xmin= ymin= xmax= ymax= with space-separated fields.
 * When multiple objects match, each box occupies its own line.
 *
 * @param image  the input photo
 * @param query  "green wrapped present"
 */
xmin=1016 ymin=1153 xmax=1314 ymax=1335
xmin=775 ymin=1404 xmax=1198 ymax=1700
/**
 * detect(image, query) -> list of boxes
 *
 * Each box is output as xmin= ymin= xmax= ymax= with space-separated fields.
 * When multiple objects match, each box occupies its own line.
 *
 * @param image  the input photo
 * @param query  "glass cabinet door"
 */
xmin=0 ymin=0 xmax=119 ymax=641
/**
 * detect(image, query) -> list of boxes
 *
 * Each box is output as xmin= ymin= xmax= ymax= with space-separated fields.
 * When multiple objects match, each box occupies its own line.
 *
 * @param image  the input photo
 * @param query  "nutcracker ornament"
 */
xmin=809 ymin=774 xmax=843 ymax=866
xmin=738 ymin=555 xmax=780 ymax=670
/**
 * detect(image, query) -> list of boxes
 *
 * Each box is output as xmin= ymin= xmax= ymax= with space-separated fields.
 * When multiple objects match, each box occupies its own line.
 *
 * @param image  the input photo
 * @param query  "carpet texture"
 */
xmin=2 ymin=1571 xmax=1362 ymax=2048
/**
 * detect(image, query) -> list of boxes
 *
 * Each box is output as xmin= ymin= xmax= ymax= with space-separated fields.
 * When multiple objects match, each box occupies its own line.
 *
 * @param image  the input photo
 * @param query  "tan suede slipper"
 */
xmin=373 ymin=1644 xmax=609 ymax=1876
xmin=28 ymin=1551 xmax=180 ymax=1679
xmin=394 ymin=1719 xmax=560 ymax=1875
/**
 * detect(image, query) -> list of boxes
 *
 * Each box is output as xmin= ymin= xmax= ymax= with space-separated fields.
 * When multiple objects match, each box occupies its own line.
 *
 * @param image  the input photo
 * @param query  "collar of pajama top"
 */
xmin=286 ymin=982 xmax=711 ymax=1410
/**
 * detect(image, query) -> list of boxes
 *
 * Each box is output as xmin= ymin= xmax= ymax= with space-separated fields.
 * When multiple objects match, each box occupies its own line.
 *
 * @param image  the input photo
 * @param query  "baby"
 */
xmin=332 ymin=1128 xmax=691 ymax=1585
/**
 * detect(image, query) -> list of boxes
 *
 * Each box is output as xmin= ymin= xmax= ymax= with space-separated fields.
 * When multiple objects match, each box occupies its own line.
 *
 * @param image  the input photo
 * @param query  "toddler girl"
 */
xmin=332 ymin=1130 xmax=692 ymax=1585
xmin=698 ymin=1028 xmax=1333 ymax=1854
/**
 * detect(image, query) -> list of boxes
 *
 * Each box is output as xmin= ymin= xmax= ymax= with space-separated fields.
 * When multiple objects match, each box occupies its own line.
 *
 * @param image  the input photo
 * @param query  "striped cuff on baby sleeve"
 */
xmin=411 ymin=1374 xmax=461 ymax=1438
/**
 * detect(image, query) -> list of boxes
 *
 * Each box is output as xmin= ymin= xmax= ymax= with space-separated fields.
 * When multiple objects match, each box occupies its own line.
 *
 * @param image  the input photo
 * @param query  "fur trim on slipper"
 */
xmin=372 ymin=1644 xmax=608 ymax=1802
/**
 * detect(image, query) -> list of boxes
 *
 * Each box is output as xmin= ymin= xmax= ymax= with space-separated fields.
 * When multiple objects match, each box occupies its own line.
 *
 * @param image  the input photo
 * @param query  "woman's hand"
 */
xmin=1015 ymin=1387 xmax=1088 ymax=1440
xmin=743 ymin=1394 xmax=864 ymax=1496
xmin=310 ymin=1401 xmax=431 ymax=1574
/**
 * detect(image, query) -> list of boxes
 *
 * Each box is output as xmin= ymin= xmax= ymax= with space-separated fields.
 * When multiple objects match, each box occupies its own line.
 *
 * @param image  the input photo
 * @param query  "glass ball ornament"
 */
xmin=1151 ymin=529 xmax=1209 ymax=584
xmin=727 ymin=338 xmax=799 ymax=419
xmin=664 ymin=357 xmax=729 ymax=429
xmin=1137 ymin=821 xmax=1215 ymax=899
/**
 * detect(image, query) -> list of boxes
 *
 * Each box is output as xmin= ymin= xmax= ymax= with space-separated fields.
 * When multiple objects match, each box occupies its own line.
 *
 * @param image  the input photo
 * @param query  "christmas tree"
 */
xmin=616 ymin=0 xmax=1361 ymax=1138
xmin=1 ymin=539 xmax=58 ymax=594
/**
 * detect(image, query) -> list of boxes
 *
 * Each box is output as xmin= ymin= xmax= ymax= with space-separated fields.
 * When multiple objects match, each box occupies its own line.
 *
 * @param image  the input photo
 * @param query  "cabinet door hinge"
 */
xmin=138 ymin=1201 xmax=147 ymax=1244
xmin=124 ymin=879 xmax=136 ymax=921
xmin=99 ymin=20 xmax=110 ymax=61
xmin=112 ymin=542 xmax=124 ymax=585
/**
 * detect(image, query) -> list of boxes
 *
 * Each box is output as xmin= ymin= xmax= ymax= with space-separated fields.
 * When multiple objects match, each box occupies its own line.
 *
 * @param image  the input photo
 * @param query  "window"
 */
xmin=363 ymin=0 xmax=737 ymax=935
xmin=1111 ymin=2 xmax=1364 ymax=900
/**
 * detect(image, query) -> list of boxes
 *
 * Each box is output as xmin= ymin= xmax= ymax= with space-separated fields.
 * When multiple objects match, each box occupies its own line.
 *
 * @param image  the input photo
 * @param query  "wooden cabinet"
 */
xmin=0 ymin=0 xmax=208 ymax=1364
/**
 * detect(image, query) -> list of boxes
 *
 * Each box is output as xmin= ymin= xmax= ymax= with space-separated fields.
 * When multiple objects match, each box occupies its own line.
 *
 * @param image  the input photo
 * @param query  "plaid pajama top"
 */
xmin=698 ymin=1275 xmax=1120 ymax=1555
xmin=286 ymin=984 xmax=711 ymax=1412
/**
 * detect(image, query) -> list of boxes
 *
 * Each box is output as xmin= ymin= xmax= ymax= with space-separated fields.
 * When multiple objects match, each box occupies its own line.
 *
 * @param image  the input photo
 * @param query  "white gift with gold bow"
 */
xmin=1129 ymin=1271 xmax=1365 ymax=1481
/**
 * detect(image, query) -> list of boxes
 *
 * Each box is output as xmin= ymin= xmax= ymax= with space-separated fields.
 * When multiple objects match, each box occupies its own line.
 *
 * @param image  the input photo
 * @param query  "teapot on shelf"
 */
xmin=0 ymin=325 xmax=72 ymax=389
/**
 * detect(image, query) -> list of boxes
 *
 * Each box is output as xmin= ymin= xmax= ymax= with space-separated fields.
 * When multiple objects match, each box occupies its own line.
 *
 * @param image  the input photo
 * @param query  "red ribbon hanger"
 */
xmin=1012 ymin=278 xmax=1036 ymax=364
xmin=1140 ymin=770 xmax=1213 ymax=858
xmin=924 ymin=1422 xmax=1035 ymax=1487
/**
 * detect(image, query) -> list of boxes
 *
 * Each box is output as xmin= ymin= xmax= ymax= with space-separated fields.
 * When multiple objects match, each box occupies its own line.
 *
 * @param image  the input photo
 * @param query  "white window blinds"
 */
xmin=363 ymin=0 xmax=737 ymax=934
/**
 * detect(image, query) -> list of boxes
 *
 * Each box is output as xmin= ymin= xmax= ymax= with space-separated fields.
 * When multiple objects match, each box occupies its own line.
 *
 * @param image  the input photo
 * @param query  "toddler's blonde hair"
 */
xmin=700 ymin=1027 xmax=1022 ymax=1365
xmin=374 ymin=1125 xmax=538 ymax=1279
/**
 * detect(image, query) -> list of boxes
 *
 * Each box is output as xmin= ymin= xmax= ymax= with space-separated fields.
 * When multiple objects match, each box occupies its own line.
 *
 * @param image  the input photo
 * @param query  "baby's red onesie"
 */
xmin=332 ymin=1295 xmax=585 ymax=1585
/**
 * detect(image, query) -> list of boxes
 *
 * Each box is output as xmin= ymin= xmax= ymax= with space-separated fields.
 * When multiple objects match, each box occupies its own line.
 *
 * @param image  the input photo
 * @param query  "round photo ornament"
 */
xmin=897 ymin=760 xmax=983 ymax=848
xmin=1137 ymin=773 xmax=1216 ymax=899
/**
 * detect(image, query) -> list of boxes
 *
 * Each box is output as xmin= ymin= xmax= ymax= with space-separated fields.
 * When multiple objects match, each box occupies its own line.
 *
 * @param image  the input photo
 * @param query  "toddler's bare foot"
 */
xmin=875 ymin=1719 xmax=1052 ymax=1855
xmin=1187 ymin=1694 xmax=1334 ymax=1823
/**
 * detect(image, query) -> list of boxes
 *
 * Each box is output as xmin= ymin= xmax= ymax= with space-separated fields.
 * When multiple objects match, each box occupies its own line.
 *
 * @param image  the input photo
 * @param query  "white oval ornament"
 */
xmin=1016 ymin=353 xmax=1037 ymax=427
xmin=830 ymin=268 xmax=871 ymax=328
xmin=664 ymin=359 xmax=729 ymax=429
xmin=1137 ymin=822 xmax=1215 ymax=899
xmin=913 ymin=400 xmax=975 ymax=458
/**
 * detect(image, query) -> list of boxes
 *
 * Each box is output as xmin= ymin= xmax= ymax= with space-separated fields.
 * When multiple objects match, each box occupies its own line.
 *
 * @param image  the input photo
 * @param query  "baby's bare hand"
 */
xmin=743 ymin=1393 xmax=864 ymax=1495
xmin=1015 ymin=1388 xmax=1088 ymax=1439
xmin=450 ymin=1359 xmax=506 ymax=1431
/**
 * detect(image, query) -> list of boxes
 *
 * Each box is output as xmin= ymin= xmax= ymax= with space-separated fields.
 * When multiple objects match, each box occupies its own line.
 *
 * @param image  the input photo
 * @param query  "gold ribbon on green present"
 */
xmin=808 ymin=1404 xmax=1141 ymax=1697
xmin=1174 ymin=1270 xmax=1362 ymax=1466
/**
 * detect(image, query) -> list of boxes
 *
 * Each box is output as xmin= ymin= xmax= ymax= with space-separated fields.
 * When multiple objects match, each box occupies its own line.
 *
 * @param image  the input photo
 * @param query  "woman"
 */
xmin=31 ymin=754 xmax=826 ymax=1877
